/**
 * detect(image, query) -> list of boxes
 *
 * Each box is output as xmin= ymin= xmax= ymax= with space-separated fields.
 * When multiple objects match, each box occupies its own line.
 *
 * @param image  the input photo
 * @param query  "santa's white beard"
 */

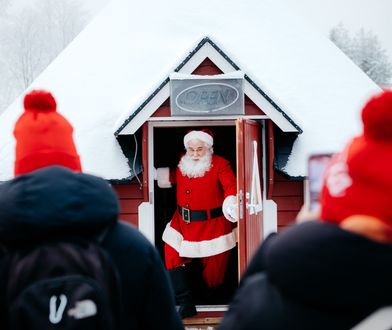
xmin=178 ymin=152 xmax=212 ymax=178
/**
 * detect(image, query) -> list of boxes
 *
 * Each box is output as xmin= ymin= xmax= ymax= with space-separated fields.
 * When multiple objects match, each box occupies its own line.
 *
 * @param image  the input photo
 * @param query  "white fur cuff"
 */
xmin=156 ymin=167 xmax=172 ymax=188
xmin=222 ymin=195 xmax=238 ymax=223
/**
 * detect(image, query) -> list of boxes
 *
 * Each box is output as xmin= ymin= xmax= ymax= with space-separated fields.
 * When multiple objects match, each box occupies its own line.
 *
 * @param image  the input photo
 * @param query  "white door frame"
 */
xmin=143 ymin=117 xmax=276 ymax=244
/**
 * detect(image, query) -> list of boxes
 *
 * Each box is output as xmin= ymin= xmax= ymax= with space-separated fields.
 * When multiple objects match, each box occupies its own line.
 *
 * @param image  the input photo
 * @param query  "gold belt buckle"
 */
xmin=182 ymin=207 xmax=191 ymax=224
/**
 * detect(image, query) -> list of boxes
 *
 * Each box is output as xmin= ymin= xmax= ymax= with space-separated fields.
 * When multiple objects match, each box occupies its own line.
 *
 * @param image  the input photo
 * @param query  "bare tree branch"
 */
xmin=330 ymin=23 xmax=392 ymax=85
xmin=0 ymin=0 xmax=89 ymax=113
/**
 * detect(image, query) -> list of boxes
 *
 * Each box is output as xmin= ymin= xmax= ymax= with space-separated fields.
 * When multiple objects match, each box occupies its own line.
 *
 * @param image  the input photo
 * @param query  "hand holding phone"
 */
xmin=307 ymin=154 xmax=333 ymax=212
xmin=296 ymin=204 xmax=321 ymax=223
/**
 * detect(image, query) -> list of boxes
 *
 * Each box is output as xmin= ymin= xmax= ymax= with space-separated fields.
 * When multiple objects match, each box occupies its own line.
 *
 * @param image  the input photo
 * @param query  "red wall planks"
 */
xmin=112 ymin=182 xmax=143 ymax=227
xmin=272 ymin=172 xmax=304 ymax=231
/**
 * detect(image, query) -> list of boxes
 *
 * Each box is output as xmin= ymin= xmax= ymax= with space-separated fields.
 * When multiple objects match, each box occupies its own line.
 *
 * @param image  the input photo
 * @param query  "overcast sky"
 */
xmin=277 ymin=0 xmax=392 ymax=60
xmin=80 ymin=0 xmax=109 ymax=16
xmin=81 ymin=0 xmax=392 ymax=61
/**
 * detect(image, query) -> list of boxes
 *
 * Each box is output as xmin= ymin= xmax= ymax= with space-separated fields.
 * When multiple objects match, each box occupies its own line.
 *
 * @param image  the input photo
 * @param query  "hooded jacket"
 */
xmin=0 ymin=166 xmax=183 ymax=330
xmin=219 ymin=221 xmax=392 ymax=330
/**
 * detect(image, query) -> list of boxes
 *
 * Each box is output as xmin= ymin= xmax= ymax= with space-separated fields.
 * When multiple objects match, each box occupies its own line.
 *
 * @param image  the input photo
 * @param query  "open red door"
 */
xmin=236 ymin=118 xmax=263 ymax=277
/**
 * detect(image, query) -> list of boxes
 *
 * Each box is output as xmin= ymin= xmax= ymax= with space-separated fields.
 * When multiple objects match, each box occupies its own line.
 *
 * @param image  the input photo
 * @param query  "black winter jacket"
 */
xmin=219 ymin=221 xmax=392 ymax=330
xmin=0 ymin=166 xmax=184 ymax=330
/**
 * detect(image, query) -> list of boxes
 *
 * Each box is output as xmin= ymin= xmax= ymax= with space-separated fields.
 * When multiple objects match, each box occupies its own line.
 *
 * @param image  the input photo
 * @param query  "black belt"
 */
xmin=178 ymin=205 xmax=223 ymax=224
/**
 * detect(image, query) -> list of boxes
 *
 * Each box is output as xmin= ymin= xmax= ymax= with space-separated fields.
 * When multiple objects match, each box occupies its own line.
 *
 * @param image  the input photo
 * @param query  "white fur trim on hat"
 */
xmin=183 ymin=130 xmax=213 ymax=147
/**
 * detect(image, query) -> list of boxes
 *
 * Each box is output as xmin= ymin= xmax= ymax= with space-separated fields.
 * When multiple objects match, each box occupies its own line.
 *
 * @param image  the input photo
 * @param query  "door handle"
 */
xmin=239 ymin=190 xmax=244 ymax=220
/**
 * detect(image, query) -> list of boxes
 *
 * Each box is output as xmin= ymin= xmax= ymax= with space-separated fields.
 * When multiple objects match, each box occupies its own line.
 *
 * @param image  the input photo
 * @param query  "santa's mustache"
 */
xmin=178 ymin=152 xmax=212 ymax=178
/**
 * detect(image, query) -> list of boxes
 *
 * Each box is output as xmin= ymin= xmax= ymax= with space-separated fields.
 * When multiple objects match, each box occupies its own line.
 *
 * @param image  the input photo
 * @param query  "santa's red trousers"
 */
xmin=164 ymin=243 xmax=230 ymax=288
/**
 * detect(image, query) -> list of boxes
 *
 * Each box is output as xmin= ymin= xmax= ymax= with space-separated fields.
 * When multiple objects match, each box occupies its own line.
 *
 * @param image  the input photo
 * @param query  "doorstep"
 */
xmin=183 ymin=310 xmax=224 ymax=330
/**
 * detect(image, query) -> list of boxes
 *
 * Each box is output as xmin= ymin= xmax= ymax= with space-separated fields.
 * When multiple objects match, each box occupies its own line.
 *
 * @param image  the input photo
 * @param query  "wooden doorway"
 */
xmin=151 ymin=122 xmax=238 ymax=308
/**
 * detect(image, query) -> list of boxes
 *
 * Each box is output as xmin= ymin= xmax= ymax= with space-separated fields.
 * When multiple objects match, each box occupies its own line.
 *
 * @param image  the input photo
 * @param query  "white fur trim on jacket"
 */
xmin=162 ymin=223 xmax=238 ymax=258
xmin=156 ymin=167 xmax=172 ymax=188
xmin=222 ymin=195 xmax=238 ymax=223
xmin=183 ymin=130 xmax=213 ymax=147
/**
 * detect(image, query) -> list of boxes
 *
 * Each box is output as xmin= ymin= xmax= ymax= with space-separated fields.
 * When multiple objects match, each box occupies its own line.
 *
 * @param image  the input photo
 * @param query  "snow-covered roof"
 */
xmin=0 ymin=0 xmax=381 ymax=181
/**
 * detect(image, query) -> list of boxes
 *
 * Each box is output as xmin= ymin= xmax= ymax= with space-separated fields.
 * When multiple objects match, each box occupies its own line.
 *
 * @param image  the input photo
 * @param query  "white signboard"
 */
xmin=170 ymin=72 xmax=244 ymax=116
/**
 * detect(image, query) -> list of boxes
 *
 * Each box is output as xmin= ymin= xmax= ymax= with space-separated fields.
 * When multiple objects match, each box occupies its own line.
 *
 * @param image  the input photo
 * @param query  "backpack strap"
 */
xmin=93 ymin=222 xmax=125 ymax=330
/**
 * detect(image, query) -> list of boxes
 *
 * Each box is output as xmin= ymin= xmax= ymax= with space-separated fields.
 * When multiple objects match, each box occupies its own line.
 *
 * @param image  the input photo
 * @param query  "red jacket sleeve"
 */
xmin=218 ymin=158 xmax=237 ymax=198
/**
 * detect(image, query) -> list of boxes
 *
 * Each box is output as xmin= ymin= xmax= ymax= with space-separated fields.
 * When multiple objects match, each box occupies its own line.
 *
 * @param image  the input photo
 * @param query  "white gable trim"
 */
xmin=117 ymin=39 xmax=299 ymax=135
xmin=119 ymin=83 xmax=170 ymax=135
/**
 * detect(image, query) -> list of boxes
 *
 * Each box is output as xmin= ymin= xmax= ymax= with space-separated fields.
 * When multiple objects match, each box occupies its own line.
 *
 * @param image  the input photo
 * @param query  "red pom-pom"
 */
xmin=23 ymin=90 xmax=57 ymax=112
xmin=362 ymin=91 xmax=392 ymax=141
xmin=201 ymin=128 xmax=214 ymax=139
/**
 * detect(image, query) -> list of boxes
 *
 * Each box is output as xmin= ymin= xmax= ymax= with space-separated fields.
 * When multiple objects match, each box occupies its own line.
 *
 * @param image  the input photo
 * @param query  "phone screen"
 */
xmin=307 ymin=154 xmax=332 ymax=211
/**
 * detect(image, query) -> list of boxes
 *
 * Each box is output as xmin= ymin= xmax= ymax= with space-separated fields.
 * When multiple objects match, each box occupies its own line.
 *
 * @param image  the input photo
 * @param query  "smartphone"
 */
xmin=307 ymin=153 xmax=333 ymax=211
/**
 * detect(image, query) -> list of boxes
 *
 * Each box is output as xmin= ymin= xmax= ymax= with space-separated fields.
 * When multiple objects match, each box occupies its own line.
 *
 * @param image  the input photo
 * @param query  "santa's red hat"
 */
xmin=320 ymin=91 xmax=392 ymax=228
xmin=13 ymin=90 xmax=82 ymax=175
xmin=183 ymin=129 xmax=214 ymax=147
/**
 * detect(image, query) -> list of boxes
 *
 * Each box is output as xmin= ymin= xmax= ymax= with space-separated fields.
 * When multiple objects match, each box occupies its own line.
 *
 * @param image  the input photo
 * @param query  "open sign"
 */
xmin=170 ymin=73 xmax=244 ymax=116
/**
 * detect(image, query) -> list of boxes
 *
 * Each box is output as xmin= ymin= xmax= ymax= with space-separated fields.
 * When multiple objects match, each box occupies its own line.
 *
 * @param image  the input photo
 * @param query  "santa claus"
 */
xmin=156 ymin=129 xmax=238 ymax=318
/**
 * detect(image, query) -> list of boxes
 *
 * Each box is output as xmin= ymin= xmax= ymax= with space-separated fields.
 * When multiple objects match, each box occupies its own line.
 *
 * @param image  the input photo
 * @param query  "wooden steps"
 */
xmin=183 ymin=311 xmax=223 ymax=330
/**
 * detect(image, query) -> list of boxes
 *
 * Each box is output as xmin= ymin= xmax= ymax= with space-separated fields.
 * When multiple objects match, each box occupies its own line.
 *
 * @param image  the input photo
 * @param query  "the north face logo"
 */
xmin=68 ymin=299 xmax=98 ymax=319
xmin=49 ymin=295 xmax=98 ymax=324
xmin=49 ymin=295 xmax=67 ymax=324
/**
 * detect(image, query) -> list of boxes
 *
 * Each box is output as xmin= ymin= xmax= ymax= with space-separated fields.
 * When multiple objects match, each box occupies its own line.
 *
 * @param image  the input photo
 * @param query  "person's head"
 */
xmin=179 ymin=129 xmax=214 ymax=178
xmin=13 ymin=89 xmax=82 ymax=176
xmin=320 ymin=90 xmax=392 ymax=228
xmin=183 ymin=129 xmax=214 ymax=161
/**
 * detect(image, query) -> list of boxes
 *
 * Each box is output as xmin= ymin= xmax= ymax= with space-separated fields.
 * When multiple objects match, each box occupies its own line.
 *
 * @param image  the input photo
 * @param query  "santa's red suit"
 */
xmin=161 ymin=154 xmax=237 ymax=288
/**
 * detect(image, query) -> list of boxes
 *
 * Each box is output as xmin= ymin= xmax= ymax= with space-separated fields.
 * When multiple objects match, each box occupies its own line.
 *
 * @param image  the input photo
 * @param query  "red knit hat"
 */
xmin=13 ymin=90 xmax=82 ymax=175
xmin=320 ymin=90 xmax=392 ymax=228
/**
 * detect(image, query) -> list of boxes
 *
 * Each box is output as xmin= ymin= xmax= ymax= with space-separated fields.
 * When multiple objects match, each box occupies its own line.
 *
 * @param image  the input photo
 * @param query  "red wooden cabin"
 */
xmin=112 ymin=38 xmax=304 ymax=318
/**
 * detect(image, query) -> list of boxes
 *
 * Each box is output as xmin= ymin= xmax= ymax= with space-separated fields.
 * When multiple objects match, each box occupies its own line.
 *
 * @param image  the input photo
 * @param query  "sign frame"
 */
xmin=170 ymin=71 xmax=244 ymax=116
